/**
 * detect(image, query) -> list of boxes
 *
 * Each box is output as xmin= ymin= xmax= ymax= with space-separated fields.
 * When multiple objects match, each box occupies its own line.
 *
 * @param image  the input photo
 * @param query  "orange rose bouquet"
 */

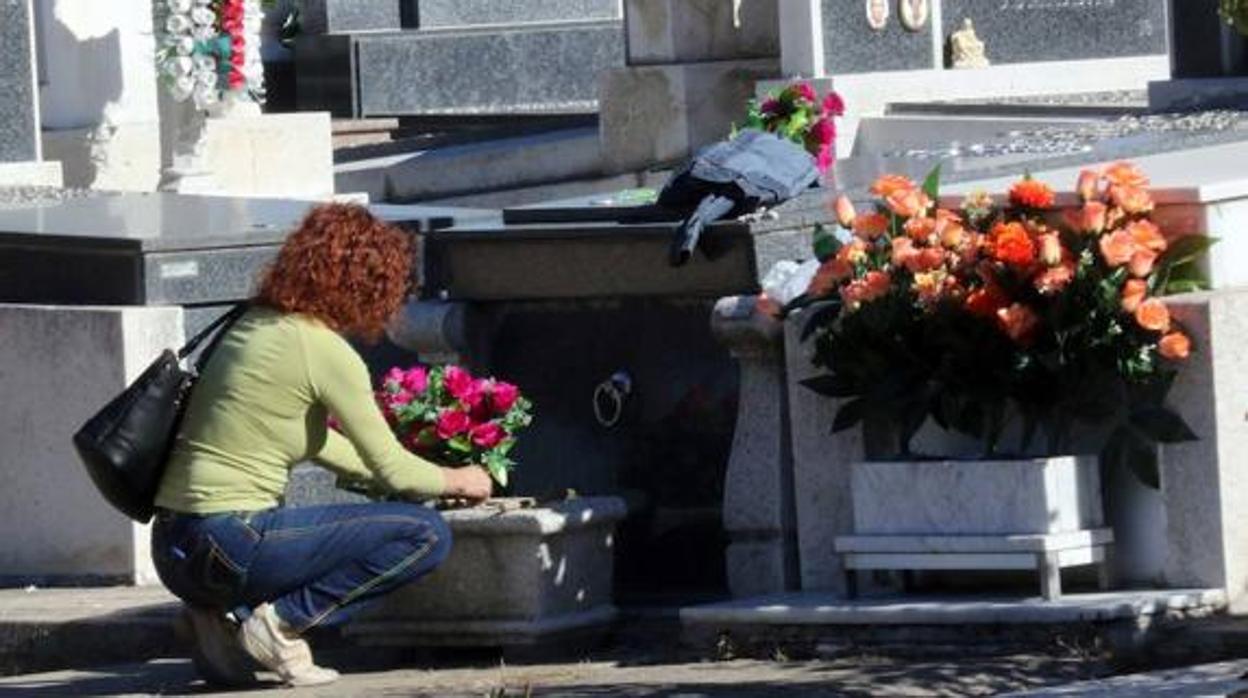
xmin=795 ymin=163 xmax=1215 ymax=486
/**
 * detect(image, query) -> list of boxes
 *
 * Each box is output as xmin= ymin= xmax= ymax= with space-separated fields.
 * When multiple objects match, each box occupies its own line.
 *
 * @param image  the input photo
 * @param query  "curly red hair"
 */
xmin=257 ymin=203 xmax=414 ymax=342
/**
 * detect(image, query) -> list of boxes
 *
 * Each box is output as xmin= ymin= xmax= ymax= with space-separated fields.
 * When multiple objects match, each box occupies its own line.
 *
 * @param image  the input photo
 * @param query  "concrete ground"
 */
xmin=0 ymin=652 xmax=1109 ymax=697
xmin=4 ymin=586 xmax=1248 ymax=696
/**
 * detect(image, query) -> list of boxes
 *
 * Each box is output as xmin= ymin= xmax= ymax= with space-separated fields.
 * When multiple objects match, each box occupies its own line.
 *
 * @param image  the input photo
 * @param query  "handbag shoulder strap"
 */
xmin=177 ymin=303 xmax=251 ymax=371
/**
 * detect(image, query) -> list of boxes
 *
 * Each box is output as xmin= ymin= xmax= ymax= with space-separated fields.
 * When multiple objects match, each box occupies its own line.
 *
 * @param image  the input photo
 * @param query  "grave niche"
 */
xmin=1169 ymin=0 xmax=1248 ymax=78
xmin=821 ymin=0 xmax=935 ymax=74
xmin=940 ymin=0 xmax=1168 ymax=65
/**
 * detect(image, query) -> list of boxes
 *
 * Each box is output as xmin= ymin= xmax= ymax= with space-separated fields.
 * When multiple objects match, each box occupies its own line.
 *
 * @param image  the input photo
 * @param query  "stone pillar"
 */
xmin=152 ymin=2 xmax=335 ymax=199
xmin=0 ymin=305 xmax=184 ymax=585
xmin=0 ymin=0 xmax=62 ymax=186
xmin=1158 ymin=290 xmax=1248 ymax=611
xmin=783 ymin=304 xmax=861 ymax=593
xmin=778 ymin=0 xmax=822 ymax=78
xmin=599 ymin=0 xmax=779 ymax=173
xmin=36 ymin=0 xmax=158 ymax=191
xmin=711 ymin=296 xmax=798 ymax=596
xmin=36 ymin=0 xmax=159 ymax=191
xmin=387 ymin=299 xmax=496 ymax=369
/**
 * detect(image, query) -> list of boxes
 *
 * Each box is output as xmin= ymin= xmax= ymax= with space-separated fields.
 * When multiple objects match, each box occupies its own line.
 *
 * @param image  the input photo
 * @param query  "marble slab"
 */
xmin=0 ymin=193 xmax=495 ymax=304
xmin=416 ymin=0 xmax=621 ymax=28
xmin=836 ymin=529 xmax=1114 ymax=553
xmin=300 ymin=0 xmax=401 ymax=33
xmin=0 ymin=0 xmax=38 ymax=162
xmin=679 ymin=588 xmax=1227 ymax=625
xmin=353 ymin=23 xmax=624 ymax=117
xmin=941 ymin=0 xmax=1167 ymax=66
xmin=822 ymin=0 xmax=935 ymax=74
xmin=850 ymin=457 xmax=1103 ymax=536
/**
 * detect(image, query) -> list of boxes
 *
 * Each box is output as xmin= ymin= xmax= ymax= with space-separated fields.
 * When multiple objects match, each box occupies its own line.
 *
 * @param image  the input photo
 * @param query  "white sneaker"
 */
xmin=238 ymin=603 xmax=340 ymax=687
xmin=179 ymin=605 xmax=257 ymax=686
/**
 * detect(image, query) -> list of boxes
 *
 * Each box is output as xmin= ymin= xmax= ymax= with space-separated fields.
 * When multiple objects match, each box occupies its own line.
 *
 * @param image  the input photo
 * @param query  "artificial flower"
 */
xmin=1159 ymin=332 xmax=1192 ymax=360
xmin=1135 ymin=298 xmax=1172 ymax=333
xmin=1009 ymin=179 xmax=1056 ymax=209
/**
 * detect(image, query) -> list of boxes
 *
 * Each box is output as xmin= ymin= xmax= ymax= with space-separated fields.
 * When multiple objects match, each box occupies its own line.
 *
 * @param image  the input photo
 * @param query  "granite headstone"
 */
xmin=0 ymin=0 xmax=38 ymax=162
xmin=414 ymin=0 xmax=621 ymax=28
xmin=941 ymin=0 xmax=1167 ymax=66
xmin=300 ymin=0 xmax=401 ymax=34
xmin=1167 ymin=0 xmax=1248 ymax=77
xmin=353 ymin=23 xmax=624 ymax=116
xmin=821 ymin=0 xmax=935 ymax=74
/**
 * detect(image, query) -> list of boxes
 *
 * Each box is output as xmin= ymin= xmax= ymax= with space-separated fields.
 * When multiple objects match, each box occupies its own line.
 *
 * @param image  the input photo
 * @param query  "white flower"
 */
xmin=194 ymin=68 xmax=217 ymax=87
xmin=165 ymin=56 xmax=194 ymax=76
xmin=761 ymin=259 xmax=821 ymax=306
xmin=190 ymin=7 xmax=215 ymax=26
xmin=193 ymin=54 xmax=215 ymax=72
xmin=175 ymin=37 xmax=195 ymax=55
xmin=194 ymin=84 xmax=219 ymax=107
xmin=166 ymin=14 xmax=192 ymax=34
xmin=166 ymin=0 xmax=192 ymax=12
xmin=172 ymin=76 xmax=195 ymax=101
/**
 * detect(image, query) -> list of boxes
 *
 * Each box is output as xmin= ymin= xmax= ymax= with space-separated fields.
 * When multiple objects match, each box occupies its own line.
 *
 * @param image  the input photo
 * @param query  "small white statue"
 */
xmin=950 ymin=18 xmax=990 ymax=69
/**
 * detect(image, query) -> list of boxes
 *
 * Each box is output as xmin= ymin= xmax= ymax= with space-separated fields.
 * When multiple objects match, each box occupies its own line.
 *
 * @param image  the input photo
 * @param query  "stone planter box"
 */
xmin=851 ymin=456 xmax=1104 ymax=536
xmin=346 ymin=496 xmax=627 ymax=647
xmin=835 ymin=457 xmax=1113 ymax=600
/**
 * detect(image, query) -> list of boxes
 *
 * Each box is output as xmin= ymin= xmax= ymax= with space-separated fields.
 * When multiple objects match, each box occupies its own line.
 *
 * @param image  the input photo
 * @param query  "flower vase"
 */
xmin=835 ymin=456 xmax=1113 ymax=601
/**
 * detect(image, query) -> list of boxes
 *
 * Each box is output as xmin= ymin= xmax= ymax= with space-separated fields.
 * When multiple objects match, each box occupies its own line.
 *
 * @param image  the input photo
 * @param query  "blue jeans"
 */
xmin=151 ymin=502 xmax=451 ymax=632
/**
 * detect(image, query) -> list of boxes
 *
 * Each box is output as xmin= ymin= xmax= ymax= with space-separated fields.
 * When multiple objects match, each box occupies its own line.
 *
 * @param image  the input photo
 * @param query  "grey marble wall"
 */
xmin=300 ymin=0 xmax=401 ymax=33
xmin=416 ymin=0 xmax=621 ymax=28
xmin=941 ymin=0 xmax=1167 ymax=65
xmin=822 ymin=0 xmax=936 ymax=74
xmin=0 ymin=0 xmax=38 ymax=162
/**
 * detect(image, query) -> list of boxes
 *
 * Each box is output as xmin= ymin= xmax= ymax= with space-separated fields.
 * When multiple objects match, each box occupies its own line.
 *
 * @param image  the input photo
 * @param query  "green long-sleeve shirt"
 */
xmin=155 ymin=306 xmax=445 ymax=514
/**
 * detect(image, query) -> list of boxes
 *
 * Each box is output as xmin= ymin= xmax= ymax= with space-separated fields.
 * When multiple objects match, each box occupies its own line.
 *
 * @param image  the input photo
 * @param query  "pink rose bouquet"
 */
xmin=739 ymin=80 xmax=846 ymax=173
xmin=375 ymin=365 xmax=533 ymax=487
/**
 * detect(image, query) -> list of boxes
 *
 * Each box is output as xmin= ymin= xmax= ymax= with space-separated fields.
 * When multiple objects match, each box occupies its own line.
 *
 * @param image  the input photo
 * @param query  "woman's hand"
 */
xmin=441 ymin=465 xmax=493 ymax=503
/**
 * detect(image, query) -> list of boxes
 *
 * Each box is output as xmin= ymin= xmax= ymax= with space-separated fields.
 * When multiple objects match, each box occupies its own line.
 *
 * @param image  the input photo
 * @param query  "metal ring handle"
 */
xmin=593 ymin=382 xmax=625 ymax=428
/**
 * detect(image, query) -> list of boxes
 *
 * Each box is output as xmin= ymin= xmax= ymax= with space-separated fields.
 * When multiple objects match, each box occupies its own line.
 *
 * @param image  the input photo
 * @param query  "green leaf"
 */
xmin=799 ymin=301 xmax=843 ymax=341
xmin=1130 ymin=407 xmax=1198 ymax=443
xmin=1164 ymin=278 xmax=1206 ymax=295
xmin=1102 ymin=425 xmax=1161 ymax=489
xmin=1161 ymin=260 xmax=1211 ymax=295
xmin=832 ymin=398 xmax=865 ymax=432
xmin=1161 ymin=235 xmax=1219 ymax=269
xmin=812 ymin=223 xmax=841 ymax=261
xmin=921 ymin=164 xmax=942 ymax=201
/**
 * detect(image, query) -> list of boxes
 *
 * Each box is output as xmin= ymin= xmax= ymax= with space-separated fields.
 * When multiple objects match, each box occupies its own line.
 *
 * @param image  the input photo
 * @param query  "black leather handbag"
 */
xmin=72 ymin=303 xmax=250 ymax=523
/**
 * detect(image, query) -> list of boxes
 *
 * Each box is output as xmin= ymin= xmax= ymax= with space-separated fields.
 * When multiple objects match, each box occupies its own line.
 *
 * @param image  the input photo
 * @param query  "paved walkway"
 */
xmin=0 ymin=653 xmax=1106 ymax=697
xmin=4 ymin=586 xmax=1248 ymax=696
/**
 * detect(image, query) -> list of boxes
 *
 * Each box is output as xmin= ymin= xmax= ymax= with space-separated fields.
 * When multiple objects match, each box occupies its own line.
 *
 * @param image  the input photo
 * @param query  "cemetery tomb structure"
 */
xmin=0 ymin=193 xmax=492 ymax=585
xmin=295 ymin=1 xmax=624 ymax=118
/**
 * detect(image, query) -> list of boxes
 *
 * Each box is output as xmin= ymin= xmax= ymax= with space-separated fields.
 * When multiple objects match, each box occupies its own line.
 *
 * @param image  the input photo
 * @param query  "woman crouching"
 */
xmin=151 ymin=204 xmax=493 ymax=686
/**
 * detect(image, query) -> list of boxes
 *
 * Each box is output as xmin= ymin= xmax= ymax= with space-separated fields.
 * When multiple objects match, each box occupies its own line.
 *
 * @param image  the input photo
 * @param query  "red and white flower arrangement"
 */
xmin=740 ymin=81 xmax=846 ymax=174
xmin=155 ymin=0 xmax=265 ymax=110
xmin=374 ymin=365 xmax=533 ymax=488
